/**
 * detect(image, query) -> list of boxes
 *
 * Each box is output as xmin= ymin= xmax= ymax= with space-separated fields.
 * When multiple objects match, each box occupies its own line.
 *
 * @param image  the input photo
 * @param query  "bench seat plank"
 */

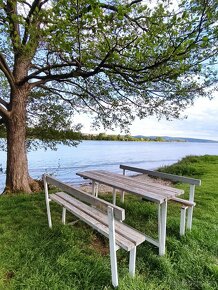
xmin=50 ymin=192 xmax=145 ymax=251
xmin=54 ymin=192 xmax=145 ymax=246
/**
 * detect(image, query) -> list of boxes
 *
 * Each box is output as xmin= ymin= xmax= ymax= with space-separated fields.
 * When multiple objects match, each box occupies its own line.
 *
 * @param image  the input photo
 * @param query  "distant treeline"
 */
xmin=82 ymin=133 xmax=166 ymax=142
xmin=0 ymin=126 xmax=178 ymax=142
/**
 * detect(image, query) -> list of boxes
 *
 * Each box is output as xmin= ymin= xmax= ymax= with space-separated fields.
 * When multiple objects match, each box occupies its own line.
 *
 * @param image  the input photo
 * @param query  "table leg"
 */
xmin=113 ymin=188 xmax=116 ymax=205
xmin=95 ymin=182 xmax=99 ymax=197
xmin=120 ymin=191 xmax=125 ymax=203
xmin=158 ymin=200 xmax=167 ymax=256
xmin=91 ymin=181 xmax=95 ymax=196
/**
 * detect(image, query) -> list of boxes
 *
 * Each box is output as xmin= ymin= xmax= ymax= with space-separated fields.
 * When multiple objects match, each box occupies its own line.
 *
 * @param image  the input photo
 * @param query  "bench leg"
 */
xmin=158 ymin=201 xmax=167 ymax=256
xmin=120 ymin=169 xmax=126 ymax=203
xmin=113 ymin=188 xmax=116 ymax=205
xmin=62 ymin=207 xmax=66 ymax=225
xmin=120 ymin=191 xmax=125 ymax=203
xmin=95 ymin=183 xmax=99 ymax=197
xmin=180 ymin=206 xmax=187 ymax=236
xmin=92 ymin=182 xmax=99 ymax=197
xmin=43 ymin=175 xmax=52 ymax=228
xmin=108 ymin=207 xmax=118 ymax=287
xmin=129 ymin=246 xmax=136 ymax=277
xmin=187 ymin=206 xmax=194 ymax=230
xmin=91 ymin=181 xmax=95 ymax=196
xmin=46 ymin=200 xmax=52 ymax=228
xmin=187 ymin=185 xmax=195 ymax=230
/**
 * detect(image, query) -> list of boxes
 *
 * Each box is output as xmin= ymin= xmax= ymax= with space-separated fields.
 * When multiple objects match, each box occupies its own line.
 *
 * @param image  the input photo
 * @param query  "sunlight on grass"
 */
xmin=0 ymin=155 xmax=218 ymax=289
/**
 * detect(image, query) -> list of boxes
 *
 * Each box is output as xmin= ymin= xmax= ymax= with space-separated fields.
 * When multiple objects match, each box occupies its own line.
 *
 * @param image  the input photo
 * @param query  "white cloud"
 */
xmin=130 ymin=94 xmax=218 ymax=140
xmin=75 ymin=94 xmax=218 ymax=141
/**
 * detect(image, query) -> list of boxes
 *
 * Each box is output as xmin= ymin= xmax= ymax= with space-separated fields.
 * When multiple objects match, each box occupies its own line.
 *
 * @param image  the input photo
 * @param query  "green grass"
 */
xmin=0 ymin=155 xmax=218 ymax=289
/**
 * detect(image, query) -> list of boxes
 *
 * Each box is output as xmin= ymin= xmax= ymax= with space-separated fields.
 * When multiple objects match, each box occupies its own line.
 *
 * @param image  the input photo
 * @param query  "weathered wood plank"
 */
xmin=77 ymin=171 xmax=168 ymax=203
xmin=52 ymin=192 xmax=145 ymax=246
xmin=45 ymin=175 xmax=125 ymax=221
xmin=91 ymin=170 xmax=184 ymax=197
xmin=120 ymin=165 xmax=201 ymax=186
xmin=50 ymin=193 xmax=140 ymax=251
xmin=170 ymin=197 xmax=196 ymax=207
xmin=100 ymin=170 xmax=184 ymax=194
xmin=77 ymin=171 xmax=184 ymax=203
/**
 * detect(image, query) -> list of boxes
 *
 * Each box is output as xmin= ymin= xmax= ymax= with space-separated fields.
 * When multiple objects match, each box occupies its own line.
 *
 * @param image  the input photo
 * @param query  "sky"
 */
xmin=76 ymin=92 xmax=218 ymax=141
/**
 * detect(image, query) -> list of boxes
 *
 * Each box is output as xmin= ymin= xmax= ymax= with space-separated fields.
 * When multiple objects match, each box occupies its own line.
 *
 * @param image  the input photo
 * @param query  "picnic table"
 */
xmin=77 ymin=170 xmax=185 ymax=256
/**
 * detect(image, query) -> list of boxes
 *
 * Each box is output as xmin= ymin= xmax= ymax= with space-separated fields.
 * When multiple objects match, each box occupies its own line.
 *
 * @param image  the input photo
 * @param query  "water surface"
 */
xmin=1 ymin=140 xmax=218 ymax=192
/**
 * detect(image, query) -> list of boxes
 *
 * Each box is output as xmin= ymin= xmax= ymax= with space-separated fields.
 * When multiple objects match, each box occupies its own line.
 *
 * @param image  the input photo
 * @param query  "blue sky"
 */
xmin=76 ymin=92 xmax=218 ymax=141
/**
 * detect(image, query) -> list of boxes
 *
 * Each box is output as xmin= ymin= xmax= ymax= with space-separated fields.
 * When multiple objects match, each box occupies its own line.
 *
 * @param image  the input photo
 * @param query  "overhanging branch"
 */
xmin=0 ymin=53 xmax=15 ymax=89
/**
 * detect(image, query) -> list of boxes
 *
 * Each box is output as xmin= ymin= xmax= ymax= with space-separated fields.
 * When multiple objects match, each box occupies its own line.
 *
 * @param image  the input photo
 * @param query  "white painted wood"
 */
xmin=120 ymin=165 xmax=201 ymax=186
xmin=78 ymin=170 xmax=184 ymax=198
xmin=92 ymin=181 xmax=95 ymax=196
xmin=50 ymin=192 xmax=145 ymax=247
xmin=49 ymin=193 xmax=140 ymax=251
xmin=45 ymin=175 xmax=125 ymax=221
xmin=187 ymin=185 xmax=195 ymax=230
xmin=143 ymin=234 xmax=159 ymax=247
xmin=113 ymin=188 xmax=116 ymax=205
xmin=180 ymin=206 xmax=187 ymax=236
xmin=108 ymin=206 xmax=118 ymax=288
xmin=62 ymin=207 xmax=66 ymax=225
xmin=45 ymin=176 xmax=147 ymax=287
xmin=99 ymin=170 xmax=184 ymax=196
xmin=171 ymin=197 xmax=196 ymax=207
xmin=77 ymin=170 xmax=183 ymax=255
xmin=77 ymin=171 xmax=170 ymax=203
xmin=120 ymin=191 xmax=125 ymax=203
xmin=95 ymin=182 xmax=99 ymax=197
xmin=120 ymin=169 xmax=126 ymax=203
xmin=43 ymin=174 xmax=52 ymax=228
xmin=158 ymin=201 xmax=167 ymax=256
xmin=129 ymin=246 xmax=136 ymax=277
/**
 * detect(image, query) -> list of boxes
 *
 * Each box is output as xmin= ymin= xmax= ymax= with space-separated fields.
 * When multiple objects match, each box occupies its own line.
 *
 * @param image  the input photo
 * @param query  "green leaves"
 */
xmin=0 ymin=0 xmax=217 ymax=133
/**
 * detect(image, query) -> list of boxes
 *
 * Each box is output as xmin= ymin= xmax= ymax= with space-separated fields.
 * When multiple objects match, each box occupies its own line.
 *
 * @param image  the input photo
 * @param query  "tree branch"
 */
xmin=22 ymin=0 xmax=49 ymax=45
xmin=5 ymin=0 xmax=21 ymax=53
xmin=0 ymin=97 xmax=9 ymax=110
xmin=26 ymin=61 xmax=78 ymax=81
xmin=0 ymin=53 xmax=15 ymax=89
xmin=0 ymin=103 xmax=10 ymax=119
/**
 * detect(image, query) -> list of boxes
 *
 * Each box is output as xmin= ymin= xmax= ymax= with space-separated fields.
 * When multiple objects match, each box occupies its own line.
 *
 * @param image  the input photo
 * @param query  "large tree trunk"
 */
xmin=5 ymin=87 xmax=32 ymax=193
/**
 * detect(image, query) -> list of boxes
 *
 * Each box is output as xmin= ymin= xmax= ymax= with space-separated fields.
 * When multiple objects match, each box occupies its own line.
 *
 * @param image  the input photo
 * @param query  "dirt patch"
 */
xmin=4 ymin=271 xmax=15 ymax=281
xmin=90 ymin=234 xmax=109 ymax=256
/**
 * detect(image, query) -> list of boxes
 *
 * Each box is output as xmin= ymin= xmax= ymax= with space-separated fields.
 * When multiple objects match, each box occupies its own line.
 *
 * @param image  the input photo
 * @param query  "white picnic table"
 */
xmin=76 ymin=170 xmax=185 ymax=255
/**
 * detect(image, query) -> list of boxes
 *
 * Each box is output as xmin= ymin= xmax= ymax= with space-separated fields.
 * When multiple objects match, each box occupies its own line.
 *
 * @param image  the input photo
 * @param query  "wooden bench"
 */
xmin=119 ymin=165 xmax=201 ymax=236
xmin=43 ymin=174 xmax=145 ymax=288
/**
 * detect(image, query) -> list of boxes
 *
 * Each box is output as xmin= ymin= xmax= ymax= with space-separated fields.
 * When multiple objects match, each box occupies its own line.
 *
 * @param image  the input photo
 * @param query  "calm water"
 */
xmin=1 ymin=140 xmax=218 ymax=192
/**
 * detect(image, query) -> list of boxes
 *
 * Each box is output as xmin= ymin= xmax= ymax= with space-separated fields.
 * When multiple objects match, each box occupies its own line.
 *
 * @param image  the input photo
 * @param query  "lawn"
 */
xmin=0 ymin=155 xmax=217 ymax=289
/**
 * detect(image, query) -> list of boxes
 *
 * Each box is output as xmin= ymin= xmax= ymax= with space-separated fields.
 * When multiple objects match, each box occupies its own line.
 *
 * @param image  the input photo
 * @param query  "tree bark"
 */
xmin=5 ymin=86 xmax=32 ymax=193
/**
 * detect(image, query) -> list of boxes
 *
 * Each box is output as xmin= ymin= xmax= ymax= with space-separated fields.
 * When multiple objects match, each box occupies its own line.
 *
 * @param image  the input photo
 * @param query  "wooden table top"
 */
xmin=77 ymin=170 xmax=184 ymax=204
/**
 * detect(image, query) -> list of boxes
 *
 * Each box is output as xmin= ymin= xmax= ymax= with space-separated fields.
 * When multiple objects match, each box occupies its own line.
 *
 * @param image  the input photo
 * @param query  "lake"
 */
xmin=1 ymin=140 xmax=218 ymax=193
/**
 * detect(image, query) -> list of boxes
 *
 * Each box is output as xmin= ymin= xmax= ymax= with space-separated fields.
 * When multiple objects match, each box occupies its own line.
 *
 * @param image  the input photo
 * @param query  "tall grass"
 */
xmin=0 ymin=155 xmax=217 ymax=289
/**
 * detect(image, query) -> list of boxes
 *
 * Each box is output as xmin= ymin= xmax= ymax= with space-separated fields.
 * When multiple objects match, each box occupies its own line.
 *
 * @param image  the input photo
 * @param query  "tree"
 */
xmin=0 ymin=0 xmax=217 ymax=193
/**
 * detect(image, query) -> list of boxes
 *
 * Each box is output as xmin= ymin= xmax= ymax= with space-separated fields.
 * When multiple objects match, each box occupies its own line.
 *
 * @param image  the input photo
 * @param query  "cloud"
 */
xmin=75 ymin=94 xmax=218 ymax=141
xmin=130 ymin=95 xmax=218 ymax=140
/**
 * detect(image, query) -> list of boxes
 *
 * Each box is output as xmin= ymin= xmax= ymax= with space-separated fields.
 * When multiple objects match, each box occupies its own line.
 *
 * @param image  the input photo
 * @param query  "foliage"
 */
xmin=83 ymin=133 xmax=169 ymax=141
xmin=0 ymin=0 xmax=218 ymax=133
xmin=0 ymin=155 xmax=218 ymax=289
xmin=0 ymin=0 xmax=218 ymax=192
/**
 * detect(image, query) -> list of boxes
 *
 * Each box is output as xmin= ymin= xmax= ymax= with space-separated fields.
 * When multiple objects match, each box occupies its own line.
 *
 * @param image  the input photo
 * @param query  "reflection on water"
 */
xmin=1 ymin=140 xmax=218 ymax=192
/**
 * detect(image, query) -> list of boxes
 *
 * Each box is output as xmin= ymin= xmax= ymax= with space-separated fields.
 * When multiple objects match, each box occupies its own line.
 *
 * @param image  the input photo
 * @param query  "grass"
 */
xmin=0 ymin=155 xmax=218 ymax=289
